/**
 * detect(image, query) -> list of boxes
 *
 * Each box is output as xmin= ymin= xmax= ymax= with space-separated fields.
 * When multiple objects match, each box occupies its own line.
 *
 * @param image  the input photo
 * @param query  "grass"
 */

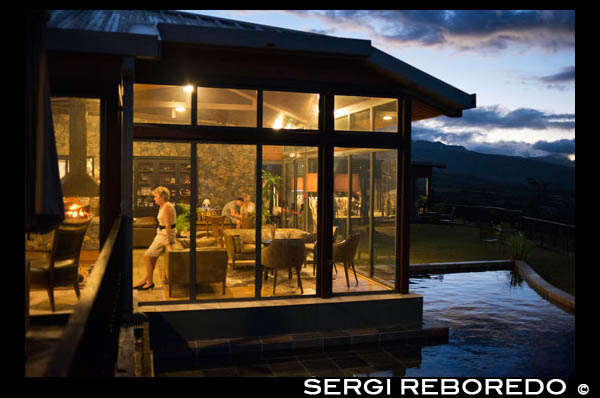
xmin=350 ymin=222 xmax=575 ymax=296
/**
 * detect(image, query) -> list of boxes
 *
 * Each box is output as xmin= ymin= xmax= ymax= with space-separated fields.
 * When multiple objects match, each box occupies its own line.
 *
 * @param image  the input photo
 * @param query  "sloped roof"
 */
xmin=48 ymin=10 xmax=329 ymax=37
xmin=46 ymin=10 xmax=476 ymax=118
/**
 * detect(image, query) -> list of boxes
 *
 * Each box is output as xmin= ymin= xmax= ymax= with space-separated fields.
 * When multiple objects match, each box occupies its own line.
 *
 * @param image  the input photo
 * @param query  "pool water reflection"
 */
xmin=394 ymin=270 xmax=574 ymax=377
xmin=157 ymin=270 xmax=575 ymax=377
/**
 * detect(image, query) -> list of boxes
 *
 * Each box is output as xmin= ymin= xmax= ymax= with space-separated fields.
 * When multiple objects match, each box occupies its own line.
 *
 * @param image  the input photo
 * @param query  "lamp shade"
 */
xmin=334 ymin=173 xmax=360 ymax=193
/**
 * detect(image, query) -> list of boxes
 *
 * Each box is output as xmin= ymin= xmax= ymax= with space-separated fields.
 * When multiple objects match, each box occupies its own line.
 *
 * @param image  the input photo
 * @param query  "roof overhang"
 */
xmin=366 ymin=48 xmax=476 ymax=118
xmin=156 ymin=23 xmax=372 ymax=57
xmin=45 ymin=15 xmax=476 ymax=120
xmin=46 ymin=28 xmax=160 ymax=58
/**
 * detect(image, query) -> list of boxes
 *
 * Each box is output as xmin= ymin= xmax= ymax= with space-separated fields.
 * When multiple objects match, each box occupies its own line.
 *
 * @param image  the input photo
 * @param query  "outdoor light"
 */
xmin=184 ymin=85 xmax=193 ymax=92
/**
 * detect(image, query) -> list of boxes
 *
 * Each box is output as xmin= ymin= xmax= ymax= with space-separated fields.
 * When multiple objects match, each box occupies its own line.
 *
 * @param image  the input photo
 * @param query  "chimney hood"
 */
xmin=60 ymin=98 xmax=99 ymax=197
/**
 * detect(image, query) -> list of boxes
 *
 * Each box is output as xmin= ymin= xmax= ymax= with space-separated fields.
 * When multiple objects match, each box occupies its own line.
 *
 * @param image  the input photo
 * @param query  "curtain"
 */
xmin=25 ymin=11 xmax=64 ymax=233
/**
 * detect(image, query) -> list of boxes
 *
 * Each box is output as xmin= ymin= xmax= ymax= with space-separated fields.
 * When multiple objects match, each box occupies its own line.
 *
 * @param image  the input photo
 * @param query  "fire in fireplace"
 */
xmin=64 ymin=198 xmax=91 ymax=220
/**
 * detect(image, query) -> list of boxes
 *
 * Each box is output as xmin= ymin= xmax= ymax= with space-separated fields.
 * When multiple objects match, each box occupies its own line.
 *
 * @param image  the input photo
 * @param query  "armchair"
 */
xmin=29 ymin=218 xmax=91 ymax=312
xmin=333 ymin=233 xmax=360 ymax=288
xmin=261 ymin=238 xmax=306 ymax=295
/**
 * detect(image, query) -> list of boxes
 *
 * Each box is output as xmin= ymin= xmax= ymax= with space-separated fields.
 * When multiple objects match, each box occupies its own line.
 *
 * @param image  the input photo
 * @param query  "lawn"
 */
xmin=352 ymin=222 xmax=575 ymax=296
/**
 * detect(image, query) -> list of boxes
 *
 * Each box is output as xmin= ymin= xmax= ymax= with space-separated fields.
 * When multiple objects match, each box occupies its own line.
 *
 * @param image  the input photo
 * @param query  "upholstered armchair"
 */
xmin=261 ymin=238 xmax=306 ymax=295
xmin=332 ymin=233 xmax=360 ymax=288
xmin=29 ymin=218 xmax=91 ymax=312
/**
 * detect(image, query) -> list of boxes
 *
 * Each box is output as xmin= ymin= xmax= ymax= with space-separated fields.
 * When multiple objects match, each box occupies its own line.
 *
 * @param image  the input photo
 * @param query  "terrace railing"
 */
xmin=437 ymin=204 xmax=574 ymax=254
xmin=43 ymin=214 xmax=125 ymax=376
xmin=521 ymin=216 xmax=575 ymax=253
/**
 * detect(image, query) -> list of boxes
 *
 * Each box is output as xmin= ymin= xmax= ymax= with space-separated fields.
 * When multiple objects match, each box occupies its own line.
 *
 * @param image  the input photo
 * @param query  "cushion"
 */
xmin=133 ymin=217 xmax=156 ymax=228
xmin=241 ymin=243 xmax=256 ymax=254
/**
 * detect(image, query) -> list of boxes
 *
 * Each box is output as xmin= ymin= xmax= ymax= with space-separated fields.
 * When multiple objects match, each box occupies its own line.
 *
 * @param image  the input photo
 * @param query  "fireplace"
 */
xmin=60 ymin=98 xmax=99 ymax=198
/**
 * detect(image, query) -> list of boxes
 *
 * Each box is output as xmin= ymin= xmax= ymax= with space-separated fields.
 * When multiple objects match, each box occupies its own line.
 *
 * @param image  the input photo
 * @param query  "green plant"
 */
xmin=175 ymin=203 xmax=190 ymax=233
xmin=248 ymin=170 xmax=282 ymax=226
xmin=505 ymin=232 xmax=534 ymax=262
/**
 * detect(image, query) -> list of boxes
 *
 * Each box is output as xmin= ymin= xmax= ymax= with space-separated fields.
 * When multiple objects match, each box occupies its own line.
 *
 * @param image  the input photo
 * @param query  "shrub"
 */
xmin=506 ymin=232 xmax=534 ymax=262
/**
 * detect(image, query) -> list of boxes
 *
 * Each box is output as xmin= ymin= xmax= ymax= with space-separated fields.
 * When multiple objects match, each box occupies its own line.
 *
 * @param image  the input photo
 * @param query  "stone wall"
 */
xmin=26 ymin=99 xmax=102 ymax=252
xmin=133 ymin=142 xmax=257 ymax=209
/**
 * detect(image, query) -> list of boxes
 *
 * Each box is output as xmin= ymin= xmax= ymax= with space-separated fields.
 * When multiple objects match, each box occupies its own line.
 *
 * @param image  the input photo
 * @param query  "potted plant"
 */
xmin=248 ymin=170 xmax=282 ymax=228
xmin=175 ymin=203 xmax=190 ymax=236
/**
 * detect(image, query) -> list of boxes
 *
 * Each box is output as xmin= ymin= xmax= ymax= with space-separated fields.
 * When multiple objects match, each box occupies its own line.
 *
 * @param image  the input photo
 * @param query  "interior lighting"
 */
xmin=175 ymin=107 xmax=186 ymax=112
xmin=184 ymin=85 xmax=194 ymax=93
xmin=273 ymin=114 xmax=284 ymax=129
xmin=383 ymin=115 xmax=392 ymax=121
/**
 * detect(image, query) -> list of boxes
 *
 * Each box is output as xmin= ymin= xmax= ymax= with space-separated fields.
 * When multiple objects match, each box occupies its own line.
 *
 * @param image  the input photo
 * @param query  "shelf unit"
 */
xmin=133 ymin=157 xmax=191 ymax=217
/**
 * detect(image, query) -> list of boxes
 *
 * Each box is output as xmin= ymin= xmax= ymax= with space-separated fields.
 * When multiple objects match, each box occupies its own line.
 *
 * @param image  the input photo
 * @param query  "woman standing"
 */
xmin=133 ymin=186 xmax=177 ymax=290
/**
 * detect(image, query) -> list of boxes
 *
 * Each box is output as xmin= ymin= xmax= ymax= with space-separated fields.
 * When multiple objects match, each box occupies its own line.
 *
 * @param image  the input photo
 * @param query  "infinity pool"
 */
xmin=399 ymin=270 xmax=575 ymax=377
xmin=158 ymin=270 xmax=575 ymax=377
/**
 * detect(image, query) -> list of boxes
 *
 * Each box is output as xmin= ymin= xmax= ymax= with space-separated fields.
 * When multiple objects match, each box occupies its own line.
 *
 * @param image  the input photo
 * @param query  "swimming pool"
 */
xmin=157 ymin=270 xmax=575 ymax=377
xmin=398 ymin=270 xmax=575 ymax=377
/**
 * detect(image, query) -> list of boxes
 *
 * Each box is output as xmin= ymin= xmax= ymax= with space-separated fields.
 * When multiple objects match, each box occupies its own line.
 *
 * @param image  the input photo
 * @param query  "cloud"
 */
xmin=413 ymin=125 xmax=575 ymax=159
xmin=438 ymin=106 xmax=575 ymax=130
xmin=290 ymin=10 xmax=575 ymax=54
xmin=540 ymin=65 xmax=575 ymax=83
xmin=532 ymin=139 xmax=575 ymax=154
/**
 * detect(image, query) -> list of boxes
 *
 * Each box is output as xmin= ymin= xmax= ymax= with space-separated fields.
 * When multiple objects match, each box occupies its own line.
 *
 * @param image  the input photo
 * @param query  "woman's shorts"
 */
xmin=144 ymin=229 xmax=176 ymax=257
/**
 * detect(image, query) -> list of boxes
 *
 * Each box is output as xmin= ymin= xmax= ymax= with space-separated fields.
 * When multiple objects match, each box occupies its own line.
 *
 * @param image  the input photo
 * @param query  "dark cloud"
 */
xmin=412 ymin=125 xmax=574 ymax=159
xmin=440 ymin=106 xmax=575 ymax=130
xmin=532 ymin=139 xmax=575 ymax=154
xmin=540 ymin=65 xmax=575 ymax=83
xmin=298 ymin=10 xmax=575 ymax=53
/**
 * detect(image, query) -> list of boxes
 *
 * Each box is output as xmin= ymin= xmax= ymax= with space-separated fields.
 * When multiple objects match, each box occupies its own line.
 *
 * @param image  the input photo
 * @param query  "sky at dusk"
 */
xmin=182 ymin=10 xmax=575 ymax=161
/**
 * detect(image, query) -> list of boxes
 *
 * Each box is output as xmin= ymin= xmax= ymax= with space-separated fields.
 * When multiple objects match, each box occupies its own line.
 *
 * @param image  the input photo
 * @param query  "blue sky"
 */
xmin=182 ymin=10 xmax=575 ymax=161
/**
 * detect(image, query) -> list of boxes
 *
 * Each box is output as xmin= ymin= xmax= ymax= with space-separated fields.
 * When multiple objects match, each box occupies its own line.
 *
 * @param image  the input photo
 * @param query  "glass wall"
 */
xmin=26 ymin=97 xmax=101 ymax=314
xmin=197 ymin=87 xmax=257 ymax=127
xmin=129 ymin=84 xmax=406 ymax=301
xmin=263 ymin=91 xmax=319 ymax=130
xmin=197 ymin=143 xmax=256 ymax=299
xmin=334 ymin=96 xmax=398 ymax=132
xmin=134 ymin=84 xmax=192 ymax=125
xmin=332 ymin=147 xmax=396 ymax=293
xmin=133 ymin=141 xmax=191 ymax=302
xmin=261 ymin=146 xmax=318 ymax=297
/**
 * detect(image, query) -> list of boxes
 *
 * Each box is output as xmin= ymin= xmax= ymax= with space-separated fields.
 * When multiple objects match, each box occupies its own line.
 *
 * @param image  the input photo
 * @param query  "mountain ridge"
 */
xmin=411 ymin=140 xmax=575 ymax=192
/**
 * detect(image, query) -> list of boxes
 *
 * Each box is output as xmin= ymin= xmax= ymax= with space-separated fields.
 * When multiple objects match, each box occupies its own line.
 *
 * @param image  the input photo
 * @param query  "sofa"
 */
xmin=164 ymin=240 xmax=228 ymax=297
xmin=133 ymin=217 xmax=157 ymax=248
xmin=223 ymin=228 xmax=309 ymax=268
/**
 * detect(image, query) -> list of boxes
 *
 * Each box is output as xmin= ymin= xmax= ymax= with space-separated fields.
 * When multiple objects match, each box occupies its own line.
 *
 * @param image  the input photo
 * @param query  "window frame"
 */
xmin=133 ymin=82 xmax=409 ymax=305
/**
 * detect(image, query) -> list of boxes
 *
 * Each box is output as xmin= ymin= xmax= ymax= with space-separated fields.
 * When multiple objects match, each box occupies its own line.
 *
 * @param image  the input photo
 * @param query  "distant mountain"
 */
xmin=527 ymin=154 xmax=575 ymax=168
xmin=411 ymin=140 xmax=575 ymax=191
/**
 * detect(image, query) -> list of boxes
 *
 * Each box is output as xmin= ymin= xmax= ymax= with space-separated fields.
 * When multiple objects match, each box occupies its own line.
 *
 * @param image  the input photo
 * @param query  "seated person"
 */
xmin=242 ymin=194 xmax=255 ymax=214
xmin=222 ymin=198 xmax=243 ymax=229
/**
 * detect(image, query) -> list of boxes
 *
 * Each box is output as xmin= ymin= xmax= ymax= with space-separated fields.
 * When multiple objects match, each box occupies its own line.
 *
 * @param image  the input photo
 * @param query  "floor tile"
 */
xmin=236 ymin=361 xmax=274 ymax=377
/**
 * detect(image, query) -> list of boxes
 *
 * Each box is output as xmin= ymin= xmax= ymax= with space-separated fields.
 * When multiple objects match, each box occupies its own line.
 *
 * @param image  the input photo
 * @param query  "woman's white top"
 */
xmin=157 ymin=202 xmax=177 ymax=228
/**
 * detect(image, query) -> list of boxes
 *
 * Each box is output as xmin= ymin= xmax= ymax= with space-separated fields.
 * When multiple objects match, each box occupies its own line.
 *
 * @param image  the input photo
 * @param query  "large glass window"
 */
xmin=133 ymin=141 xmax=191 ymax=303
xmin=134 ymin=84 xmax=192 ymax=125
xmin=261 ymin=146 xmax=318 ymax=297
xmin=332 ymin=147 xmax=397 ymax=293
xmin=334 ymin=96 xmax=398 ymax=132
xmin=197 ymin=87 xmax=257 ymax=127
xmin=26 ymin=97 xmax=101 ymax=315
xmin=263 ymin=91 xmax=319 ymax=130
xmin=197 ymin=143 xmax=256 ymax=299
